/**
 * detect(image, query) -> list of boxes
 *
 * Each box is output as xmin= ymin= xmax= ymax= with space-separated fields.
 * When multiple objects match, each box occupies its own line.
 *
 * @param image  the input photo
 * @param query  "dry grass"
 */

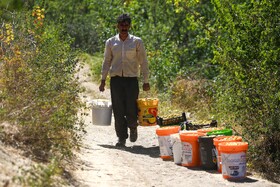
xmin=169 ymin=78 xmax=213 ymax=123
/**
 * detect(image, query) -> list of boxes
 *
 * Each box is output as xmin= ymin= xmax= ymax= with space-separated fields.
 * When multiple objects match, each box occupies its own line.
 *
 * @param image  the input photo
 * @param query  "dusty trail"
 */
xmin=71 ymin=63 xmax=279 ymax=187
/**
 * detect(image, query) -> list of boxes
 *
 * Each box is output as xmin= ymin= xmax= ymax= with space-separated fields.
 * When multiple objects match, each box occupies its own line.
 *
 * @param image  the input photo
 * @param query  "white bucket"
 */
xmin=158 ymin=135 xmax=173 ymax=159
xmin=171 ymin=133 xmax=182 ymax=164
xmin=91 ymin=99 xmax=112 ymax=126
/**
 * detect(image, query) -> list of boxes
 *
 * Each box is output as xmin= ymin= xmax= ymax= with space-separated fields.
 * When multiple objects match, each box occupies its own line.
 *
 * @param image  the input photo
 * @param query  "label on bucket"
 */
xmin=139 ymin=107 xmax=158 ymax=126
xmin=221 ymin=152 xmax=246 ymax=178
xmin=137 ymin=98 xmax=158 ymax=126
xmin=158 ymin=136 xmax=173 ymax=157
xmin=182 ymin=142 xmax=193 ymax=164
xmin=172 ymin=142 xmax=182 ymax=164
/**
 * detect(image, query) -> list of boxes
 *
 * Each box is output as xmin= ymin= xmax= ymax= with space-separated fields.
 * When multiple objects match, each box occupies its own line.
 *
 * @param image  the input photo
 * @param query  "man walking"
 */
xmin=99 ymin=13 xmax=150 ymax=147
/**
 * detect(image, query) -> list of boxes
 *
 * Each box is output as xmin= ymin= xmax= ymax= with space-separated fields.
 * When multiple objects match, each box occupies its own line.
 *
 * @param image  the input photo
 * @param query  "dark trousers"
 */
xmin=110 ymin=76 xmax=139 ymax=140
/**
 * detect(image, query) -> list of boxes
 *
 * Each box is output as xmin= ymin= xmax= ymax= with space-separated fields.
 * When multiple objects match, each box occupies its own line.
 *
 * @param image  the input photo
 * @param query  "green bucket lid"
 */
xmin=206 ymin=129 xmax=232 ymax=136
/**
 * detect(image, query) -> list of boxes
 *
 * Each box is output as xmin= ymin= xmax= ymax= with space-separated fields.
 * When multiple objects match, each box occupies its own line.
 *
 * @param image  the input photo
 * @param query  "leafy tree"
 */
xmin=122 ymin=0 xmax=218 ymax=90
xmin=211 ymin=0 xmax=280 ymax=182
xmin=0 ymin=0 xmax=24 ymax=11
xmin=32 ymin=0 xmax=217 ymax=89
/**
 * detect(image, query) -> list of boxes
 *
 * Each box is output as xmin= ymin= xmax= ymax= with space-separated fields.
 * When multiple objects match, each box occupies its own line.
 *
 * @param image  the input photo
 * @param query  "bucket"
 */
xmin=181 ymin=130 xmax=206 ymax=136
xmin=180 ymin=132 xmax=201 ymax=167
xmin=170 ymin=133 xmax=182 ymax=165
xmin=219 ymin=142 xmax=248 ymax=180
xmin=137 ymin=98 xmax=158 ymax=126
xmin=198 ymin=136 xmax=217 ymax=170
xmin=213 ymin=136 xmax=243 ymax=173
xmin=156 ymin=126 xmax=180 ymax=160
xmin=207 ymin=129 xmax=233 ymax=136
xmin=91 ymin=99 xmax=112 ymax=126
xmin=180 ymin=130 xmax=198 ymax=134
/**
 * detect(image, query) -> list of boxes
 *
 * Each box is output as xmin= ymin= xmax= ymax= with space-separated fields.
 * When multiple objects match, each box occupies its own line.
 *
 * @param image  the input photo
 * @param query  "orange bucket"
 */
xmin=156 ymin=126 xmax=180 ymax=160
xmin=213 ymin=136 xmax=243 ymax=172
xmin=181 ymin=130 xmax=207 ymax=136
xmin=219 ymin=142 xmax=248 ymax=180
xmin=180 ymin=132 xmax=201 ymax=167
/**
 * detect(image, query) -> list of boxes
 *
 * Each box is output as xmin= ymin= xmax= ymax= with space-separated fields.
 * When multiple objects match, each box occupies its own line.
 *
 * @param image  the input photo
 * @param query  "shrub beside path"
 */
xmin=71 ymin=63 xmax=279 ymax=187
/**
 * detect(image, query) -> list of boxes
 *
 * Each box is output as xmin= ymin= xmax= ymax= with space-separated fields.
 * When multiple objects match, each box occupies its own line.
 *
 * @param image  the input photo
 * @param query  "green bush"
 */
xmin=0 ymin=6 xmax=84 ymax=161
xmin=211 ymin=0 xmax=280 ymax=182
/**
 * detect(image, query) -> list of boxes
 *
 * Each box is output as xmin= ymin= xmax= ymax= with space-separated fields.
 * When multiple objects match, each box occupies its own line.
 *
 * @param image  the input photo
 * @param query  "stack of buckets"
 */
xmin=136 ymin=98 xmax=249 ymax=180
xmin=155 ymin=126 xmax=249 ymax=180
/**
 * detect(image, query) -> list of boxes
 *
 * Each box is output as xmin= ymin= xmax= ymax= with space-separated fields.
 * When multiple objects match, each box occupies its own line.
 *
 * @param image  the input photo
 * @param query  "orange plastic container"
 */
xmin=156 ymin=126 xmax=180 ymax=160
xmin=181 ymin=130 xmax=207 ymax=136
xmin=180 ymin=132 xmax=201 ymax=167
xmin=213 ymin=136 xmax=243 ymax=172
xmin=219 ymin=142 xmax=248 ymax=180
xmin=180 ymin=130 xmax=197 ymax=134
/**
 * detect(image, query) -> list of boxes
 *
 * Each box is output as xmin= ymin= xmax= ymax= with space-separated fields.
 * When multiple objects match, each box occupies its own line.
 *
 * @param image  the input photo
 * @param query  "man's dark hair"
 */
xmin=117 ymin=13 xmax=131 ymax=24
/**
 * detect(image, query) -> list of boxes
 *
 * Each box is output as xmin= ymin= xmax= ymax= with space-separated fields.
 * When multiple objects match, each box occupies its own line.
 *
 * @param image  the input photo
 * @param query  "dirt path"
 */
xmin=71 ymin=63 xmax=279 ymax=187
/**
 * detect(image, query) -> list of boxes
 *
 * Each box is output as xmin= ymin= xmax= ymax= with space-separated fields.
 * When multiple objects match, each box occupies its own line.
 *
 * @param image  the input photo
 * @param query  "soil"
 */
xmin=71 ymin=63 xmax=279 ymax=187
xmin=0 ymin=63 xmax=279 ymax=187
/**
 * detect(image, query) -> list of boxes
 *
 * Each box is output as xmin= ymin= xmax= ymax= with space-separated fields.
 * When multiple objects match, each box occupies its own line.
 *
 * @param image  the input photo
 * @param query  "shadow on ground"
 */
xmin=203 ymin=170 xmax=260 ymax=184
xmin=186 ymin=165 xmax=260 ymax=184
xmin=98 ymin=144 xmax=160 ymax=158
xmin=226 ymin=177 xmax=259 ymax=184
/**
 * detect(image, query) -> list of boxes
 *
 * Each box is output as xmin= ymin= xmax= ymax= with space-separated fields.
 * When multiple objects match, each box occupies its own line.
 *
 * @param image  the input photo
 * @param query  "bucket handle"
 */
xmin=140 ymin=90 xmax=152 ymax=98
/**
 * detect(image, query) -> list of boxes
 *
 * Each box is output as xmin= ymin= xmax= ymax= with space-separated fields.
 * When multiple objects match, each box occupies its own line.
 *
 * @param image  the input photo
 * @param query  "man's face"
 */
xmin=117 ymin=21 xmax=130 ymax=35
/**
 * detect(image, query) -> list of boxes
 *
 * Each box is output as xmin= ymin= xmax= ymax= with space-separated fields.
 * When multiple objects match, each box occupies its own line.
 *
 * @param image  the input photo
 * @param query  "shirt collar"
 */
xmin=116 ymin=33 xmax=131 ymax=41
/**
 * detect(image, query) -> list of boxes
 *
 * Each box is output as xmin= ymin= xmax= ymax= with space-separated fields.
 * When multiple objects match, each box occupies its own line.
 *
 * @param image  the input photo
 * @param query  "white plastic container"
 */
xmin=170 ymin=133 xmax=182 ymax=164
xmin=91 ymin=99 xmax=112 ymax=126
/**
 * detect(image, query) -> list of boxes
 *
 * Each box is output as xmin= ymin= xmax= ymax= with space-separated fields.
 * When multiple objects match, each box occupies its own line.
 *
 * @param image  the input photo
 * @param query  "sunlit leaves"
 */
xmin=212 ymin=0 xmax=280 ymax=178
xmin=0 ymin=5 xmax=84 ymax=161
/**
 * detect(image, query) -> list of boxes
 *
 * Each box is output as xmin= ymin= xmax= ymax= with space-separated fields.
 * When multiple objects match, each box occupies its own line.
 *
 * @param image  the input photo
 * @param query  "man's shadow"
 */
xmin=98 ymin=144 xmax=160 ymax=158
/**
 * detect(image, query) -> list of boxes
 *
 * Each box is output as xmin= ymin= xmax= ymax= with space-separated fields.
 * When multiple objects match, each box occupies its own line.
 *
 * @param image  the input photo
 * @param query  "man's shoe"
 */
xmin=129 ymin=127 xmax=138 ymax=142
xmin=115 ymin=139 xmax=126 ymax=147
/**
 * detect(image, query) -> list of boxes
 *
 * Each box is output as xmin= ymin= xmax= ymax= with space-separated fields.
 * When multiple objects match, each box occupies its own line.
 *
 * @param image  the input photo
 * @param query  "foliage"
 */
xmin=0 ymin=6 xmax=84 ymax=162
xmin=171 ymin=78 xmax=213 ymax=120
xmin=124 ymin=0 xmax=218 ymax=89
xmin=79 ymin=52 xmax=103 ymax=82
xmin=1 ymin=0 xmax=280 ymax=184
xmin=0 ymin=0 xmax=24 ymax=17
xmin=42 ymin=0 xmax=218 ymax=90
xmin=41 ymin=0 xmax=124 ymax=54
xmin=211 ymin=0 xmax=280 ymax=182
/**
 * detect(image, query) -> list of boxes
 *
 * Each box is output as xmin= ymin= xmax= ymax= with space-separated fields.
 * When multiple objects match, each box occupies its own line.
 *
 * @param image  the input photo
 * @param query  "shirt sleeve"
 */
xmin=137 ymin=39 xmax=149 ymax=83
xmin=101 ymin=39 xmax=112 ymax=80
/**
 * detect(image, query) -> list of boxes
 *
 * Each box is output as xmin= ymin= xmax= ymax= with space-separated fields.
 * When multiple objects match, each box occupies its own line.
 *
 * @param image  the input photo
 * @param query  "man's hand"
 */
xmin=99 ymin=80 xmax=106 ymax=92
xmin=143 ymin=83 xmax=150 ymax=91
